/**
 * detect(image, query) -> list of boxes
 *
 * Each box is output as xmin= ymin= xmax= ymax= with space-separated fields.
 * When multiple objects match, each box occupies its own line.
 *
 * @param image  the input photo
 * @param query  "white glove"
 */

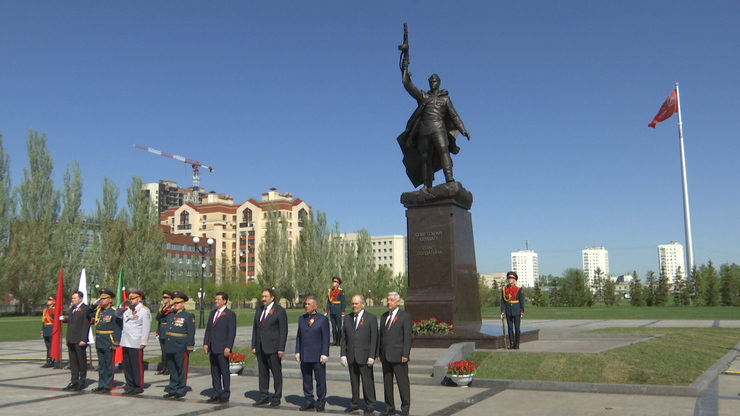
xmin=295 ymin=353 xmax=300 ymax=362
xmin=323 ymin=312 xmax=328 ymax=316
xmin=501 ymin=312 xmax=505 ymax=319
xmin=340 ymin=356 xmax=347 ymax=367
xmin=58 ymin=316 xmax=65 ymax=321
xmin=366 ymin=357 xmax=374 ymax=366
xmin=319 ymin=355 xmax=328 ymax=364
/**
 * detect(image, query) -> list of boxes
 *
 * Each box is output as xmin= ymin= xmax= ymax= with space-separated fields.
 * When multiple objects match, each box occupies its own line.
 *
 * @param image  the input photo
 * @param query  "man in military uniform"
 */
xmin=40 ymin=294 xmax=56 ymax=368
xmin=163 ymin=291 xmax=195 ymax=399
xmin=89 ymin=288 xmax=122 ymax=393
xmin=397 ymin=65 xmax=470 ymax=189
xmin=501 ymin=271 xmax=525 ymax=349
xmin=155 ymin=290 xmax=173 ymax=375
xmin=324 ymin=276 xmax=345 ymax=346
xmin=116 ymin=288 xmax=151 ymax=395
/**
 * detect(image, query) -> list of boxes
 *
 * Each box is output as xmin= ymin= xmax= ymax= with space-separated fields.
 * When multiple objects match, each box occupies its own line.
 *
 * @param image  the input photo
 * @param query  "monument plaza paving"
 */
xmin=0 ymin=320 xmax=739 ymax=415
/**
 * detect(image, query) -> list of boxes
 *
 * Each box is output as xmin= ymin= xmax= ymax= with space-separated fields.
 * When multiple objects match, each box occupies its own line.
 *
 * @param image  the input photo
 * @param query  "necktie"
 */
xmin=260 ymin=307 xmax=267 ymax=325
xmin=214 ymin=310 xmax=220 ymax=324
xmin=353 ymin=313 xmax=358 ymax=330
xmin=385 ymin=313 xmax=393 ymax=331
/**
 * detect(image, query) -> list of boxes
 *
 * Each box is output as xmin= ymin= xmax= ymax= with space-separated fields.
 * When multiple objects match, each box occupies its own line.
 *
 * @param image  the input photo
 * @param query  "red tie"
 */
xmin=260 ymin=308 xmax=267 ymax=325
xmin=213 ymin=310 xmax=220 ymax=324
xmin=386 ymin=314 xmax=393 ymax=331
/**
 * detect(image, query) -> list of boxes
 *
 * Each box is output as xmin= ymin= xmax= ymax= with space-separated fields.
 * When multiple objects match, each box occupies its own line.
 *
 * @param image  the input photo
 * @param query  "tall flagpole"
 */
xmin=675 ymin=82 xmax=695 ymax=277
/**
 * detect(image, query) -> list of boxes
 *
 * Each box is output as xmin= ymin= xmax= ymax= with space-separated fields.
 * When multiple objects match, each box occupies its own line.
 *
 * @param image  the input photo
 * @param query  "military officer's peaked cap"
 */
xmin=506 ymin=271 xmax=519 ymax=280
xmin=172 ymin=292 xmax=189 ymax=303
xmin=332 ymin=276 xmax=342 ymax=284
xmin=98 ymin=288 xmax=115 ymax=299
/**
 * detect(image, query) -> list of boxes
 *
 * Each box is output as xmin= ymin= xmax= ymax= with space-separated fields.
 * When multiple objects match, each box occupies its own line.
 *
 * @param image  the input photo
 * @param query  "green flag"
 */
xmin=115 ymin=267 xmax=126 ymax=305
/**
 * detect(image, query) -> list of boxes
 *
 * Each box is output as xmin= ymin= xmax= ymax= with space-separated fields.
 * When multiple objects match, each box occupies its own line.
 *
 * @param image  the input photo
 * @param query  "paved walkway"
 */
xmin=0 ymin=320 xmax=738 ymax=415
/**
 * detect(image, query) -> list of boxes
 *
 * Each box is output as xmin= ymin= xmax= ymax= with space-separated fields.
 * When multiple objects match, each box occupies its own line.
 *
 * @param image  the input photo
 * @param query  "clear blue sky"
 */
xmin=2 ymin=1 xmax=739 ymax=277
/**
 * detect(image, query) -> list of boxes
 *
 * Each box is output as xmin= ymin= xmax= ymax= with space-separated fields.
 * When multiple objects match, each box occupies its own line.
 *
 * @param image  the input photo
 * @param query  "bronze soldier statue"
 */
xmin=397 ymin=23 xmax=471 ymax=190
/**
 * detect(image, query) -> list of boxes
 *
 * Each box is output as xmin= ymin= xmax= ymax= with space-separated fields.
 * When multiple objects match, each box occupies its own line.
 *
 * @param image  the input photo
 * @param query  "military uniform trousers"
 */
xmin=95 ymin=331 xmax=116 ymax=388
xmin=122 ymin=347 xmax=144 ymax=393
xmin=165 ymin=334 xmax=191 ymax=396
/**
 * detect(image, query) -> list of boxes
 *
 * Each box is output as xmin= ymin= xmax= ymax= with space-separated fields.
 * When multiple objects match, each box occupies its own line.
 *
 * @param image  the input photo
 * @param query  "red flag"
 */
xmin=50 ymin=269 xmax=64 ymax=360
xmin=648 ymin=89 xmax=678 ymax=128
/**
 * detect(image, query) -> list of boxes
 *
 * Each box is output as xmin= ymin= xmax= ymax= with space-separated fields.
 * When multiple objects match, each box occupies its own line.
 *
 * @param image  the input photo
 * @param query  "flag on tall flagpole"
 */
xmin=50 ymin=269 xmax=64 ymax=361
xmin=648 ymin=83 xmax=696 ymax=278
xmin=113 ymin=267 xmax=126 ymax=365
xmin=648 ymin=89 xmax=678 ymax=128
xmin=77 ymin=268 xmax=95 ymax=344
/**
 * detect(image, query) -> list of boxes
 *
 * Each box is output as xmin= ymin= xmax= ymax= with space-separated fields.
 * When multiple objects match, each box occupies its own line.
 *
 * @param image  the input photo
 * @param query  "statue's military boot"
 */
xmin=444 ymin=169 xmax=455 ymax=183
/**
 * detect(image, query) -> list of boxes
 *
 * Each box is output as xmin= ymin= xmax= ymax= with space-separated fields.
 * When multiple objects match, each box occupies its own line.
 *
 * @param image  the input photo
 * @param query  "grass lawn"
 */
xmin=0 ymin=306 xmax=392 ymax=343
xmin=470 ymin=327 xmax=740 ymax=385
xmin=148 ymin=346 xmax=256 ymax=367
xmin=482 ymin=304 xmax=740 ymax=320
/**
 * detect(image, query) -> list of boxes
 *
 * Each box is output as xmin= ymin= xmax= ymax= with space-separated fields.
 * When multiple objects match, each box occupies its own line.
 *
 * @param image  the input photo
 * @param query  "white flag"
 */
xmin=77 ymin=268 xmax=94 ymax=344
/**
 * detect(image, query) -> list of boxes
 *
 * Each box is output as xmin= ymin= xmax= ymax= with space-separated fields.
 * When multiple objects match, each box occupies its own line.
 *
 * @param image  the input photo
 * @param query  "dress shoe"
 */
xmin=205 ymin=396 xmax=220 ymax=403
xmin=316 ymin=404 xmax=325 ymax=412
xmin=345 ymin=405 xmax=360 ymax=413
xmin=269 ymin=400 xmax=281 ymax=407
xmin=91 ymin=387 xmax=110 ymax=393
xmin=299 ymin=403 xmax=315 ymax=411
xmin=253 ymin=398 xmax=270 ymax=407
xmin=383 ymin=409 xmax=396 ymax=416
xmin=171 ymin=393 xmax=185 ymax=399
xmin=163 ymin=393 xmax=175 ymax=398
xmin=218 ymin=397 xmax=229 ymax=403
xmin=73 ymin=384 xmax=85 ymax=391
xmin=62 ymin=382 xmax=76 ymax=391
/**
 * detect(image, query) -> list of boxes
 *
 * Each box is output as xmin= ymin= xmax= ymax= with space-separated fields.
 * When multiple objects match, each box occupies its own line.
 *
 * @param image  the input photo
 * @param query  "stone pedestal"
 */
xmin=404 ymin=202 xmax=481 ymax=327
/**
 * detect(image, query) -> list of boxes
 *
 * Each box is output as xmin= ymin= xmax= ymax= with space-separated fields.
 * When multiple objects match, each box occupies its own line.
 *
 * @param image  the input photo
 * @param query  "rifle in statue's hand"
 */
xmin=398 ymin=22 xmax=409 ymax=73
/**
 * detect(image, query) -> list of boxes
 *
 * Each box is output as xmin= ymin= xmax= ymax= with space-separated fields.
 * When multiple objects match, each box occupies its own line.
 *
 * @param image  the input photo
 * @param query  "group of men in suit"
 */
xmin=251 ymin=284 xmax=412 ymax=416
xmin=47 ymin=280 xmax=413 ymax=415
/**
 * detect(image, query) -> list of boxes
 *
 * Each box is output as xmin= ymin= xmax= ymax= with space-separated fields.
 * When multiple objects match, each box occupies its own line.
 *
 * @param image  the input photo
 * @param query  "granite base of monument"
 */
xmin=403 ymin=182 xmax=537 ymax=349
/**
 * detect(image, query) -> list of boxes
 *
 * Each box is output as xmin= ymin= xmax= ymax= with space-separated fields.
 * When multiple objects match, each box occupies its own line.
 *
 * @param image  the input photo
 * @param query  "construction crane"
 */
xmin=133 ymin=144 xmax=214 ymax=203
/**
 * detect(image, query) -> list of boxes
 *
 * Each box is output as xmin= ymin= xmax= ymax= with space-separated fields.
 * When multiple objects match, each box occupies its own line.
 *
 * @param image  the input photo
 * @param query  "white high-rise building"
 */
xmin=341 ymin=233 xmax=407 ymax=277
xmin=658 ymin=241 xmax=685 ymax=283
xmin=510 ymin=249 xmax=538 ymax=287
xmin=582 ymin=246 xmax=609 ymax=287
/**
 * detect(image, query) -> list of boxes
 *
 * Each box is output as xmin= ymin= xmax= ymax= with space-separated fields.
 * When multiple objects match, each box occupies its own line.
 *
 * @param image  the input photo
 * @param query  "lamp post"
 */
xmin=192 ymin=236 xmax=214 ymax=329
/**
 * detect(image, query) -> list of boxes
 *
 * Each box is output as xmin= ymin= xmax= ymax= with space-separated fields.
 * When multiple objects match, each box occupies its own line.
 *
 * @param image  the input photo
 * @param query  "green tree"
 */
xmin=52 ymin=162 xmax=85 ymax=285
xmin=672 ymin=266 xmax=690 ymax=306
xmin=654 ymin=266 xmax=670 ymax=306
xmin=87 ymin=177 xmax=127 ymax=287
xmin=342 ymin=229 xmax=375 ymax=299
xmin=629 ymin=274 xmax=645 ymax=306
xmin=258 ymin=205 xmax=293 ymax=304
xmin=560 ymin=268 xmax=591 ymax=307
xmin=0 ymin=132 xmax=15 ymax=296
xmin=603 ymin=278 xmax=617 ymax=306
xmin=698 ymin=261 xmax=720 ymax=306
xmin=719 ymin=263 xmax=740 ymax=306
xmin=122 ymin=176 xmax=165 ymax=296
xmin=645 ymin=271 xmax=657 ymax=306
xmin=592 ymin=267 xmax=605 ymax=304
xmin=10 ymin=131 xmax=61 ymax=310
xmin=531 ymin=278 xmax=548 ymax=307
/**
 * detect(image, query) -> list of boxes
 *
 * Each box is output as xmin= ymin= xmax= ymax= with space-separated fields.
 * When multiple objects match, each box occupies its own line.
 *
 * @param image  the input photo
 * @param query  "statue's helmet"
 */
xmin=428 ymin=73 xmax=441 ymax=83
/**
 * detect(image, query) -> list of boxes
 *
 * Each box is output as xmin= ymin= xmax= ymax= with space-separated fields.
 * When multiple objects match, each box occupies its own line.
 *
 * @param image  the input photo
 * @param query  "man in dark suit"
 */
xmin=340 ymin=294 xmax=378 ymax=414
xmin=62 ymin=290 xmax=91 ymax=391
xmin=203 ymin=291 xmax=236 ymax=403
xmin=295 ymin=296 xmax=330 ymax=412
xmin=378 ymin=292 xmax=412 ymax=416
xmin=251 ymin=288 xmax=288 ymax=408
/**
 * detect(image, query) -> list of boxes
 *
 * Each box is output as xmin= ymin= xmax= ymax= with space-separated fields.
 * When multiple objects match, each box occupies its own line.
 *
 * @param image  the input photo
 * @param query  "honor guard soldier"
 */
xmin=163 ymin=291 xmax=196 ymax=399
xmin=155 ymin=290 xmax=174 ymax=375
xmin=40 ymin=294 xmax=57 ymax=368
xmin=325 ymin=276 xmax=346 ymax=346
xmin=501 ymin=271 xmax=525 ymax=349
xmin=89 ymin=288 xmax=122 ymax=393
